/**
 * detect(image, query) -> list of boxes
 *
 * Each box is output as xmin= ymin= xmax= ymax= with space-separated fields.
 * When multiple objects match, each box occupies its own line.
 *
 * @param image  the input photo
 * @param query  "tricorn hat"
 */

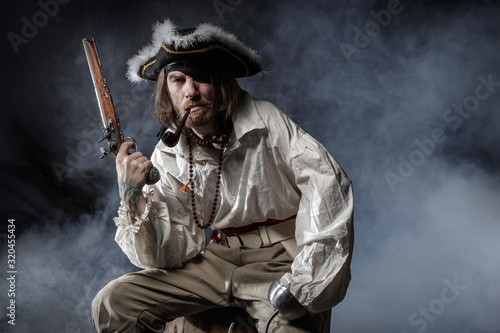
xmin=127 ymin=19 xmax=263 ymax=83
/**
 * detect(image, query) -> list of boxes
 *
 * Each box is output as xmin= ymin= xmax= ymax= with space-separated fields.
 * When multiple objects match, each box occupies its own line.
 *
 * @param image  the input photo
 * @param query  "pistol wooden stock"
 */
xmin=82 ymin=38 xmax=123 ymax=157
xmin=82 ymin=37 xmax=160 ymax=184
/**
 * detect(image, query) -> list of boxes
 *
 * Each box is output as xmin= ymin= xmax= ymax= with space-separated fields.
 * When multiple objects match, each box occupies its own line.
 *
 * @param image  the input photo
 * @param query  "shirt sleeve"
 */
xmin=113 ymin=148 xmax=206 ymax=269
xmin=273 ymin=112 xmax=354 ymax=314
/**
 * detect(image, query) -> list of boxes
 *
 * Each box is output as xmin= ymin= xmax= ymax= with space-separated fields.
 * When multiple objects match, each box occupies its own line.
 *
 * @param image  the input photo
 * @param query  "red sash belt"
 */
xmin=210 ymin=215 xmax=297 ymax=243
xmin=222 ymin=215 xmax=297 ymax=234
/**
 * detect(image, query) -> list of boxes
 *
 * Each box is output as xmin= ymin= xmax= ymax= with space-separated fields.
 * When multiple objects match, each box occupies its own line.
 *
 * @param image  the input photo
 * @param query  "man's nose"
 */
xmin=183 ymin=76 xmax=199 ymax=99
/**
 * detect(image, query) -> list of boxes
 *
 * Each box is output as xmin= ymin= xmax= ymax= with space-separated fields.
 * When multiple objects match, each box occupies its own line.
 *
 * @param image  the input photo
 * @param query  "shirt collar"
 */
xmin=158 ymin=91 xmax=265 ymax=156
xmin=231 ymin=91 xmax=266 ymax=142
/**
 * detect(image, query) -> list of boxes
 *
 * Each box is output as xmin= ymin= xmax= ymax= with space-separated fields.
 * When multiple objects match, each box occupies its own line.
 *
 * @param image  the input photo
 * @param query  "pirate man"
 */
xmin=92 ymin=19 xmax=354 ymax=333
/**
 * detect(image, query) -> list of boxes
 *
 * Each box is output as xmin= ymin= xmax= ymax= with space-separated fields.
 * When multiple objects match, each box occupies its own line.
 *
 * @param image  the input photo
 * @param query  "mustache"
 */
xmin=182 ymin=99 xmax=211 ymax=111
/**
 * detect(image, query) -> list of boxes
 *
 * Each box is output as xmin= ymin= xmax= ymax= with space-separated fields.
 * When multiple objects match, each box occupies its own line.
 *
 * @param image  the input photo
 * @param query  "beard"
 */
xmin=177 ymin=98 xmax=225 ymax=129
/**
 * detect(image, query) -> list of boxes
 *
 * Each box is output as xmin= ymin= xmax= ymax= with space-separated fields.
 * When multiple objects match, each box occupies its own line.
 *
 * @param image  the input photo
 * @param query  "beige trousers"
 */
xmin=92 ymin=242 xmax=328 ymax=333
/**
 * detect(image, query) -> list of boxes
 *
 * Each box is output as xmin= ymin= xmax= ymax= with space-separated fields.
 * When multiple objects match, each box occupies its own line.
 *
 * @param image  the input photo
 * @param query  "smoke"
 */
xmin=1 ymin=0 xmax=499 ymax=332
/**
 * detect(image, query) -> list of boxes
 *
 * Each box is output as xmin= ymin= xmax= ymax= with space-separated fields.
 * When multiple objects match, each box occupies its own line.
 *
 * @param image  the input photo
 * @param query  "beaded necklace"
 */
xmin=187 ymin=131 xmax=228 ymax=230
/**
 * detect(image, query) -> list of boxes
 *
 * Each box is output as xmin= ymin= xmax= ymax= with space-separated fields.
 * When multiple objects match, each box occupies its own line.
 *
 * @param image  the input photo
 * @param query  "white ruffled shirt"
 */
xmin=113 ymin=92 xmax=354 ymax=313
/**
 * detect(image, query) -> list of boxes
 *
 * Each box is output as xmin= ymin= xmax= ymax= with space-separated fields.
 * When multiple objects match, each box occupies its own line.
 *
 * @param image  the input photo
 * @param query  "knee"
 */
xmin=91 ymin=278 xmax=130 ymax=331
xmin=92 ymin=279 xmax=114 ymax=313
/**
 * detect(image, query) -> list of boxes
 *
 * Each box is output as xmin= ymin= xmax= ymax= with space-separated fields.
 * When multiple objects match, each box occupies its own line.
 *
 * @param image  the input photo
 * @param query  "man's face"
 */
xmin=166 ymin=70 xmax=217 ymax=129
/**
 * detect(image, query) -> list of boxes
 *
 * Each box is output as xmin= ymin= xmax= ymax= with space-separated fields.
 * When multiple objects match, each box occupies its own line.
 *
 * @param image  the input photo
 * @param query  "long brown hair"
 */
xmin=153 ymin=68 xmax=242 ymax=130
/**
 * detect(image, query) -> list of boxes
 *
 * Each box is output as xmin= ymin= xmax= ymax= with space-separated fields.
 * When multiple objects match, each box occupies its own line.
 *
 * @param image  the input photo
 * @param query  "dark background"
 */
xmin=1 ymin=0 xmax=499 ymax=332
